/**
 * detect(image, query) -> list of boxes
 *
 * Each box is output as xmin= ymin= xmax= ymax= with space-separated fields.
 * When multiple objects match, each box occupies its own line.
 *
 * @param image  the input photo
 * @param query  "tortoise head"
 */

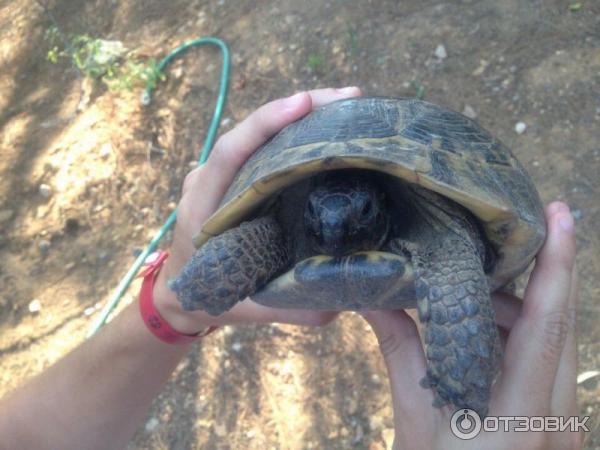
xmin=304 ymin=173 xmax=390 ymax=256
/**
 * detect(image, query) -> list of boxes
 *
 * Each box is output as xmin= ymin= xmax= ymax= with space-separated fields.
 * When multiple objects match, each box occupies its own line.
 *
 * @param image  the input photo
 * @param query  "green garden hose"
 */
xmin=87 ymin=37 xmax=230 ymax=337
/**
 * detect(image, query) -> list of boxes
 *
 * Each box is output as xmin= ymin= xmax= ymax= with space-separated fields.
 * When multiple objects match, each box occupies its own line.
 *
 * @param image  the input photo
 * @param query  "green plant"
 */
xmin=307 ymin=53 xmax=324 ymax=73
xmin=410 ymin=79 xmax=426 ymax=100
xmin=44 ymin=26 xmax=165 ymax=92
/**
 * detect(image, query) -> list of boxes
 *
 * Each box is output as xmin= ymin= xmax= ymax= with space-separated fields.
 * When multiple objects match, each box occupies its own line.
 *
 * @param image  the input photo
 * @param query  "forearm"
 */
xmin=0 ymin=299 xmax=190 ymax=450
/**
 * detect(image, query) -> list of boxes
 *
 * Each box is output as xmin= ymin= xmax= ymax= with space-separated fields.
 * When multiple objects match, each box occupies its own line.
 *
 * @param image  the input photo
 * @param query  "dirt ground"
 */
xmin=1 ymin=0 xmax=599 ymax=448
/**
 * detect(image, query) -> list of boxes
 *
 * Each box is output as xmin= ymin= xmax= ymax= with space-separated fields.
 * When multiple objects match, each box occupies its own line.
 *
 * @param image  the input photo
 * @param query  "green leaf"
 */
xmin=569 ymin=2 xmax=582 ymax=11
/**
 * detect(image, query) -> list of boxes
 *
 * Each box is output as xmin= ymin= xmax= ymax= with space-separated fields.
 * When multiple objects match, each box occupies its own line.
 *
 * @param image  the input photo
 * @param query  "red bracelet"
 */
xmin=139 ymin=251 xmax=218 ymax=344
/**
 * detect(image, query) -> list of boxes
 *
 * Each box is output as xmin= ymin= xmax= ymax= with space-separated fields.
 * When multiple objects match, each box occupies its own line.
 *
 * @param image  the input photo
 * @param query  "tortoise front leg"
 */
xmin=169 ymin=215 xmax=291 ymax=315
xmin=388 ymin=237 xmax=501 ymax=416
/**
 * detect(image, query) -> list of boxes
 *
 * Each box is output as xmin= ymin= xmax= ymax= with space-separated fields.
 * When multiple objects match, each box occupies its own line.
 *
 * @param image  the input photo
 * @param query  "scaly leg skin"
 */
xmin=168 ymin=215 xmax=291 ymax=315
xmin=388 ymin=237 xmax=501 ymax=416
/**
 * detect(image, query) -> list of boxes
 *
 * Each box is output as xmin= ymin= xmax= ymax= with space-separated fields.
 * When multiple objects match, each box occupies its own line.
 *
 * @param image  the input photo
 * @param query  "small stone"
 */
xmin=28 ymin=299 xmax=41 ymax=313
xmin=382 ymin=428 xmax=395 ymax=448
xmin=472 ymin=59 xmax=488 ymax=76
xmin=369 ymin=415 xmax=383 ymax=431
xmin=571 ymin=209 xmax=583 ymax=221
xmin=514 ymin=121 xmax=527 ymax=134
xmin=171 ymin=66 xmax=183 ymax=79
xmin=462 ymin=105 xmax=477 ymax=119
xmin=84 ymin=307 xmax=96 ymax=316
xmin=231 ymin=341 xmax=242 ymax=352
xmin=434 ymin=44 xmax=447 ymax=59
xmin=220 ymin=117 xmax=232 ymax=127
xmin=145 ymin=417 xmax=159 ymax=432
xmin=214 ymin=423 xmax=227 ymax=437
xmin=0 ymin=209 xmax=14 ymax=223
xmin=38 ymin=239 xmax=51 ymax=254
xmin=371 ymin=374 xmax=381 ymax=385
xmin=39 ymin=184 xmax=52 ymax=198
xmin=99 ymin=143 xmax=112 ymax=158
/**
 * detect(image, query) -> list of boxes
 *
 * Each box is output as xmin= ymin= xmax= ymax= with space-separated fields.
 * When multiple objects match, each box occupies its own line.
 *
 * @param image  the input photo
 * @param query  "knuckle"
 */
xmin=377 ymin=331 xmax=403 ymax=358
xmin=210 ymin=136 xmax=229 ymax=162
xmin=536 ymin=309 xmax=571 ymax=364
xmin=182 ymin=166 xmax=204 ymax=193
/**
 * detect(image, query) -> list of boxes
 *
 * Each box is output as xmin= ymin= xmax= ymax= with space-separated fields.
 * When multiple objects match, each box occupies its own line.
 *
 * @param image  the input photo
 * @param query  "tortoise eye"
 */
xmin=361 ymin=200 xmax=372 ymax=217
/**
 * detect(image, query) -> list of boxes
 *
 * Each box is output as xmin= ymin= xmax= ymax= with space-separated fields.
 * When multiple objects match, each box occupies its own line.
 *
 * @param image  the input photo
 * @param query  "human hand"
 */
xmin=362 ymin=202 xmax=583 ymax=450
xmin=153 ymin=87 xmax=363 ymax=334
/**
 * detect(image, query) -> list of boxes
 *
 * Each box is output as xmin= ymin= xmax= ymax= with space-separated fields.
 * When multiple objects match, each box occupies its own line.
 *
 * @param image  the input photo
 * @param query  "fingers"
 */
xmin=231 ymin=298 xmax=340 ymax=327
xmin=496 ymin=201 xmax=576 ymax=414
xmin=200 ymin=87 xmax=362 ymax=208
xmin=306 ymin=86 xmax=362 ymax=107
xmin=361 ymin=311 xmax=434 ymax=416
xmin=551 ymin=264 xmax=578 ymax=416
xmin=179 ymin=87 xmax=363 ymax=225
xmin=193 ymin=91 xmax=313 ymax=212
xmin=180 ymin=297 xmax=339 ymax=328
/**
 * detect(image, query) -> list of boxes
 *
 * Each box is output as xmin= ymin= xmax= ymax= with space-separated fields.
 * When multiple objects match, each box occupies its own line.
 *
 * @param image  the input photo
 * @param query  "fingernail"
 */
xmin=336 ymin=86 xmax=359 ymax=94
xmin=282 ymin=91 xmax=306 ymax=109
xmin=558 ymin=213 xmax=574 ymax=233
xmin=548 ymin=202 xmax=567 ymax=215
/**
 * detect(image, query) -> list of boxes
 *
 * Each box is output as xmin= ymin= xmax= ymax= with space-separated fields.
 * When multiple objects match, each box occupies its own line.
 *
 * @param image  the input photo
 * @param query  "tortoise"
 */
xmin=169 ymin=97 xmax=546 ymax=415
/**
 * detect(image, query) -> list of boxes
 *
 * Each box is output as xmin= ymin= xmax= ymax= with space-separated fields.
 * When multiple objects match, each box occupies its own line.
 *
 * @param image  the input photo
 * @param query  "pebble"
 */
xmin=231 ymin=341 xmax=242 ymax=352
xmin=28 ymin=299 xmax=41 ymax=313
xmin=38 ymin=239 xmax=51 ymax=253
xmin=220 ymin=117 xmax=232 ymax=127
xmin=462 ymin=105 xmax=477 ymax=119
xmin=213 ymin=423 xmax=227 ymax=437
xmin=39 ymin=184 xmax=52 ymax=198
xmin=171 ymin=66 xmax=183 ymax=79
xmin=571 ymin=209 xmax=583 ymax=221
xmin=84 ymin=307 xmax=96 ymax=316
xmin=434 ymin=44 xmax=447 ymax=59
xmin=369 ymin=415 xmax=383 ymax=431
xmin=382 ymin=428 xmax=395 ymax=448
xmin=0 ymin=209 xmax=14 ymax=223
xmin=514 ymin=122 xmax=527 ymax=134
xmin=99 ymin=143 xmax=112 ymax=158
xmin=145 ymin=417 xmax=159 ymax=432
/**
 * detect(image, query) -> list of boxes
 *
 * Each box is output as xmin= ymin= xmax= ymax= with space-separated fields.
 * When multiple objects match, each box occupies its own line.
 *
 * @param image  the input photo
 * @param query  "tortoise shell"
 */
xmin=194 ymin=97 xmax=546 ymax=291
